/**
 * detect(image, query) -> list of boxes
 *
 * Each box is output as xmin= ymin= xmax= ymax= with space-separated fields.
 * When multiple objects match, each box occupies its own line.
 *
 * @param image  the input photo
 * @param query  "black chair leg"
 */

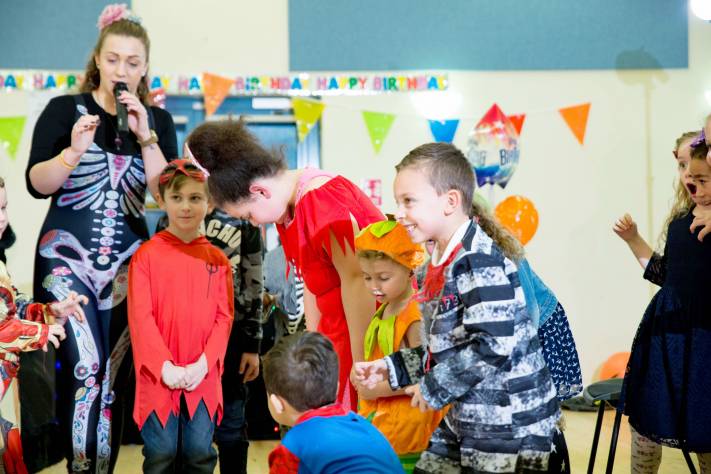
xmin=588 ymin=402 xmax=606 ymax=474
xmin=682 ymin=448 xmax=697 ymax=474
xmin=605 ymin=408 xmax=623 ymax=473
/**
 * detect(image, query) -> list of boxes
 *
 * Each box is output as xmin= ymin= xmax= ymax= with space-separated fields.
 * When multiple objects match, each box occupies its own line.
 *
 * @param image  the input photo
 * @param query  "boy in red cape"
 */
xmin=128 ymin=160 xmax=233 ymax=473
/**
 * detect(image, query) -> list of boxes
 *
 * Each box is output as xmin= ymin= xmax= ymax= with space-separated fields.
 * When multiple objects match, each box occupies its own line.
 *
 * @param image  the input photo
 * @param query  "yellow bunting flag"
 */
xmin=292 ymin=98 xmax=325 ymax=142
xmin=202 ymin=73 xmax=235 ymax=117
xmin=362 ymin=111 xmax=396 ymax=153
xmin=0 ymin=116 xmax=26 ymax=160
xmin=559 ymin=103 xmax=591 ymax=145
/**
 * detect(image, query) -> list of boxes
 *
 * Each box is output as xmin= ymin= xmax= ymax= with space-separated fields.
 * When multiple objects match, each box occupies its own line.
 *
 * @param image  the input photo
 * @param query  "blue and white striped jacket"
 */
xmin=385 ymin=220 xmax=560 ymax=472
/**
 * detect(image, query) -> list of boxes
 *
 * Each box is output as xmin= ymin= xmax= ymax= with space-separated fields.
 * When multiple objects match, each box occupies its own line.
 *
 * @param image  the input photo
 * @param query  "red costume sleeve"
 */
xmin=268 ymin=444 xmax=300 ymax=474
xmin=128 ymin=248 xmax=174 ymax=383
xmin=202 ymin=262 xmax=234 ymax=372
xmin=0 ymin=318 xmax=48 ymax=352
xmin=23 ymin=302 xmax=50 ymax=323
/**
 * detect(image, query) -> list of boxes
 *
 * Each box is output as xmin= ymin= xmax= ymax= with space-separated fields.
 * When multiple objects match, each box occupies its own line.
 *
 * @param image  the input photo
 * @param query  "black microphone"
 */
xmin=113 ymin=82 xmax=129 ymax=133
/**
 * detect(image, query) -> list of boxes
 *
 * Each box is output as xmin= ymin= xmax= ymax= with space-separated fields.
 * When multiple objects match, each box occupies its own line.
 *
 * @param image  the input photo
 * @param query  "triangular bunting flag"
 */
xmin=292 ymin=98 xmax=325 ymax=142
xmin=362 ymin=111 xmax=396 ymax=153
xmin=477 ymin=103 xmax=508 ymax=128
xmin=202 ymin=73 xmax=235 ymax=117
xmin=507 ymin=114 xmax=526 ymax=135
xmin=559 ymin=103 xmax=591 ymax=145
xmin=0 ymin=116 xmax=27 ymax=160
xmin=428 ymin=119 xmax=459 ymax=143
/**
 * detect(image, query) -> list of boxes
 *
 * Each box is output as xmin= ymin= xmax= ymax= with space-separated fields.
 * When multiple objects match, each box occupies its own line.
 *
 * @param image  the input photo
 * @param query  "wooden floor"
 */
xmin=40 ymin=409 xmax=696 ymax=473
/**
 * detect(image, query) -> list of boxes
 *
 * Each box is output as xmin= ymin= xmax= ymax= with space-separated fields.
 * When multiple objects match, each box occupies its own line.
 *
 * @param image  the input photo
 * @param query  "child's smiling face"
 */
xmin=358 ymin=256 xmax=411 ymax=305
xmin=393 ymin=166 xmax=448 ymax=244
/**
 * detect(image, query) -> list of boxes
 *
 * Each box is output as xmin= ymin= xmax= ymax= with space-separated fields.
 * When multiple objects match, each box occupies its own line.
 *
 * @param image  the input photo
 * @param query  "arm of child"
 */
xmin=330 ymin=219 xmax=375 ymax=363
xmin=268 ymin=444 xmax=300 ymax=473
xmin=199 ymin=262 xmax=235 ymax=379
xmin=43 ymin=323 xmax=66 ymax=351
xmin=235 ymin=223 xmax=264 ymax=354
xmin=127 ymin=249 xmax=175 ymax=385
xmin=690 ymin=207 xmax=711 ymax=241
xmin=416 ymin=254 xmax=521 ymax=410
xmin=45 ymin=291 xmax=89 ymax=323
xmin=613 ymin=213 xmax=653 ymax=267
xmin=303 ymin=286 xmax=321 ymax=331
xmin=642 ymin=252 xmax=666 ymax=286
xmin=357 ymin=319 xmax=424 ymax=399
xmin=0 ymin=318 xmax=51 ymax=353
xmin=236 ymin=223 xmax=263 ymax=382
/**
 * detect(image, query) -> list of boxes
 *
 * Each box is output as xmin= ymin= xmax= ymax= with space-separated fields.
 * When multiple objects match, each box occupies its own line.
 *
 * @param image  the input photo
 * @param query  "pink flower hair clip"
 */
xmin=97 ymin=3 xmax=142 ymax=30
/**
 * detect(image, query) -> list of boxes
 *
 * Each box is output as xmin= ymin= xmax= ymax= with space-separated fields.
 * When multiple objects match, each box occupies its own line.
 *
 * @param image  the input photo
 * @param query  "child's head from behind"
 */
xmin=0 ymin=178 xmax=8 ymax=239
xmin=187 ymin=119 xmax=288 ymax=226
xmin=394 ymin=143 xmax=474 ymax=244
xmin=262 ymin=331 xmax=338 ymax=424
xmin=158 ymin=159 xmax=210 ymax=237
xmin=355 ymin=219 xmax=424 ymax=304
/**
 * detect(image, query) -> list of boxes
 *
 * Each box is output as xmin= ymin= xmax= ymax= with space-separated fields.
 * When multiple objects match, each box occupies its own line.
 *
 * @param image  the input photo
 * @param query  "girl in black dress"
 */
xmin=615 ymin=133 xmax=711 ymax=472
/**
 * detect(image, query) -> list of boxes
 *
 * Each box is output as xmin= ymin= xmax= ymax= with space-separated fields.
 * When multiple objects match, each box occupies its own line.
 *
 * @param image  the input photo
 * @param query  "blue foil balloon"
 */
xmin=466 ymin=104 xmax=520 ymax=189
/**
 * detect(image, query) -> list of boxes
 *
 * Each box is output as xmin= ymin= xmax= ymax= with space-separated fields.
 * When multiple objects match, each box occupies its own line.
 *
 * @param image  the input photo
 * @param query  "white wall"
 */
xmin=2 ymin=0 xmax=710 ymax=385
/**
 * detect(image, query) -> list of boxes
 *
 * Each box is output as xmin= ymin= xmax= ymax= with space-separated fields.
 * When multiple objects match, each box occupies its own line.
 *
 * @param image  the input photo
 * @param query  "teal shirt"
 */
xmin=517 ymin=259 xmax=558 ymax=327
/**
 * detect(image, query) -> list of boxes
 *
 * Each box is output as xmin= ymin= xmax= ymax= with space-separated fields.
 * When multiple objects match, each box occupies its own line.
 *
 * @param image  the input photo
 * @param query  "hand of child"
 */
xmin=690 ymin=209 xmax=711 ymax=241
xmin=42 ymin=324 xmax=66 ymax=352
xmin=161 ymin=361 xmax=187 ymax=389
xmin=405 ymin=384 xmax=434 ymax=412
xmin=613 ymin=213 xmax=639 ymax=242
xmin=183 ymin=354 xmax=208 ymax=391
xmin=353 ymin=359 xmax=388 ymax=389
xmin=349 ymin=367 xmax=373 ymax=399
xmin=50 ymin=291 xmax=89 ymax=324
xmin=239 ymin=352 xmax=260 ymax=383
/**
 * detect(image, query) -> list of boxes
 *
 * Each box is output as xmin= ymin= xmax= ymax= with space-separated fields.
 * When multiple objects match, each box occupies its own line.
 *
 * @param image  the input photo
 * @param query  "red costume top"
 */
xmin=277 ymin=171 xmax=383 ymax=409
xmin=128 ymin=231 xmax=234 ymax=429
xmin=0 ymin=261 xmax=52 ymax=398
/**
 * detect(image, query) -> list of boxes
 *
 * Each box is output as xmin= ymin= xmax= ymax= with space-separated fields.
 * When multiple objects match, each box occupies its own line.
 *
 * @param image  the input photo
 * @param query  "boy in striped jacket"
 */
xmin=355 ymin=143 xmax=566 ymax=473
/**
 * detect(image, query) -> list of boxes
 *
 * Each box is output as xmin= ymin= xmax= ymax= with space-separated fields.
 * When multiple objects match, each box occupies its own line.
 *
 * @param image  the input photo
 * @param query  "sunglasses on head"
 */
xmin=159 ymin=159 xmax=208 ymax=185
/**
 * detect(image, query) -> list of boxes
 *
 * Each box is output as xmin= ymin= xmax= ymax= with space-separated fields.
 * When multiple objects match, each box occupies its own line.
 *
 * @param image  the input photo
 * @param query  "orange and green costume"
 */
xmin=355 ymin=219 xmax=444 ymax=472
xmin=358 ymin=299 xmax=443 ymax=470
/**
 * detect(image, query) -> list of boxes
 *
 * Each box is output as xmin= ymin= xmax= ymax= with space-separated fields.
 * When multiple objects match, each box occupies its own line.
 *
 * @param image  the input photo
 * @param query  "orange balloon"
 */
xmin=494 ymin=195 xmax=539 ymax=245
xmin=599 ymin=352 xmax=630 ymax=380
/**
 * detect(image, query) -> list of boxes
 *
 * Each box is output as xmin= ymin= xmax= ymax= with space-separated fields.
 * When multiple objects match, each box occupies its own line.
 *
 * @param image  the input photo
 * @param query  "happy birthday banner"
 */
xmin=0 ymin=71 xmax=448 ymax=96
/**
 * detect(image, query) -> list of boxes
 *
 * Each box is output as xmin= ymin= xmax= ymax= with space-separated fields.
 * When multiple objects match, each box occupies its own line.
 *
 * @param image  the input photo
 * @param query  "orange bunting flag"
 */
xmin=507 ymin=114 xmax=526 ymax=136
xmin=559 ymin=103 xmax=591 ymax=145
xmin=202 ymin=73 xmax=235 ymax=117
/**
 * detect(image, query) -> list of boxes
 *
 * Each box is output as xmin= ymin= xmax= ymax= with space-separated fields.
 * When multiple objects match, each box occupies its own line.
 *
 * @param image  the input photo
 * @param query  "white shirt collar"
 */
xmin=430 ymin=220 xmax=471 ymax=267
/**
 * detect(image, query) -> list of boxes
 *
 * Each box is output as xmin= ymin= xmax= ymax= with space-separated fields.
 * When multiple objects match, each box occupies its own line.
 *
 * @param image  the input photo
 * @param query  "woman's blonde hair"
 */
xmin=80 ymin=19 xmax=151 ymax=104
xmin=657 ymin=131 xmax=698 ymax=249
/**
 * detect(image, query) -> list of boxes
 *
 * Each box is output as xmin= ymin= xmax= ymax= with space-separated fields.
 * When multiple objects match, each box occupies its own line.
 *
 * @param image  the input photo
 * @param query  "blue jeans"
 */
xmin=215 ymin=384 xmax=249 ymax=473
xmin=140 ymin=399 xmax=217 ymax=474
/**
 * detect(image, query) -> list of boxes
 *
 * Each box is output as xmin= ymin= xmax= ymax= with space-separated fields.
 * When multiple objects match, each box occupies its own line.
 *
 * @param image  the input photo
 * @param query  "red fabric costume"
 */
xmin=277 ymin=172 xmax=383 ymax=409
xmin=0 ymin=260 xmax=56 ymax=474
xmin=128 ymin=231 xmax=234 ymax=429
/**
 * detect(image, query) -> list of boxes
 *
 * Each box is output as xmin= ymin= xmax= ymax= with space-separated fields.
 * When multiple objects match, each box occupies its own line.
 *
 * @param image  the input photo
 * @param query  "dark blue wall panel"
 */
xmin=289 ymin=0 xmax=688 ymax=71
xmin=0 ymin=0 xmax=119 ymax=69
